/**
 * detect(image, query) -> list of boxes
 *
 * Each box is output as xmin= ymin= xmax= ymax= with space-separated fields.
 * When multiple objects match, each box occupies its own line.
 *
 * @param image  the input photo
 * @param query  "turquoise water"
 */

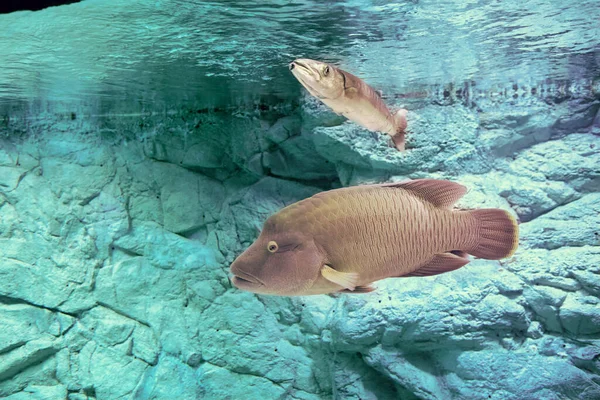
xmin=0 ymin=1 xmax=599 ymax=399
xmin=1 ymin=0 xmax=599 ymax=112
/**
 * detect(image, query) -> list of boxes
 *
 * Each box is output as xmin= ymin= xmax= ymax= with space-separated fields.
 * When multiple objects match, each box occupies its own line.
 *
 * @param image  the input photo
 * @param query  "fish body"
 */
xmin=230 ymin=179 xmax=519 ymax=296
xmin=289 ymin=58 xmax=408 ymax=151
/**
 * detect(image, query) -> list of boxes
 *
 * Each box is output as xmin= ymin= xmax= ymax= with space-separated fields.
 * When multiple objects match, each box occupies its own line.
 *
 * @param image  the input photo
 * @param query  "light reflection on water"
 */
xmin=0 ymin=0 xmax=598 ymax=112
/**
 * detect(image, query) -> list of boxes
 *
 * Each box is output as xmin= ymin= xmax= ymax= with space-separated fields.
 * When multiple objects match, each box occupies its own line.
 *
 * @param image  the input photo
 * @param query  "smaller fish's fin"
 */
xmin=321 ymin=265 xmax=359 ymax=290
xmin=390 ymin=109 xmax=408 ymax=151
xmin=403 ymin=252 xmax=470 ymax=277
xmin=390 ymin=132 xmax=406 ymax=151
xmin=344 ymin=87 xmax=359 ymax=98
xmin=394 ymin=108 xmax=408 ymax=131
xmin=339 ymin=285 xmax=376 ymax=294
xmin=376 ymin=90 xmax=383 ymax=98
xmin=381 ymin=179 xmax=467 ymax=209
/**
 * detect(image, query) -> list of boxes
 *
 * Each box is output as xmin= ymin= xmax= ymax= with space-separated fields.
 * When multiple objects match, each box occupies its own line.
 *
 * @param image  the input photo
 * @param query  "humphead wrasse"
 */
xmin=230 ymin=179 xmax=519 ymax=296
xmin=289 ymin=58 xmax=408 ymax=151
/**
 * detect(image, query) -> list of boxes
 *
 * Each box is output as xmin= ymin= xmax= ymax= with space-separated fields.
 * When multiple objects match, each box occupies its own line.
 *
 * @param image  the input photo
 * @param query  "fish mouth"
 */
xmin=289 ymin=60 xmax=308 ymax=71
xmin=289 ymin=60 xmax=328 ymax=99
xmin=230 ymin=267 xmax=264 ymax=289
xmin=231 ymin=275 xmax=264 ymax=290
xmin=289 ymin=60 xmax=316 ymax=81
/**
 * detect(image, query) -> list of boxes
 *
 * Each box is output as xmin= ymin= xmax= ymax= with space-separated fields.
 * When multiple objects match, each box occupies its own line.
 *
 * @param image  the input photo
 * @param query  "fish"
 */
xmin=289 ymin=58 xmax=409 ymax=151
xmin=230 ymin=179 xmax=519 ymax=296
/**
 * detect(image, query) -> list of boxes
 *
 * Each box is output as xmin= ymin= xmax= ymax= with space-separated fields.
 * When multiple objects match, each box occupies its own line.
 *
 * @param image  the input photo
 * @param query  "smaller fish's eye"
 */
xmin=324 ymin=66 xmax=330 ymax=76
xmin=267 ymin=241 xmax=278 ymax=253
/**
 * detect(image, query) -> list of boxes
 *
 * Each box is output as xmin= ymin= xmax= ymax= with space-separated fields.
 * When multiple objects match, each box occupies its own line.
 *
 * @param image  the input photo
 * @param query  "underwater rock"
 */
xmin=2 ymin=385 xmax=68 ymax=400
xmin=141 ymin=121 xmax=228 ymax=170
xmin=311 ymin=105 xmax=490 ymax=183
xmin=560 ymin=293 xmax=600 ymax=335
xmin=152 ymin=163 xmax=225 ymax=234
xmin=263 ymin=135 xmax=338 ymax=181
xmin=330 ymin=352 xmax=401 ymax=400
xmin=133 ymin=355 xmax=201 ymax=400
xmin=456 ymin=171 xmax=576 ymax=222
xmin=196 ymin=363 xmax=286 ymax=399
xmin=75 ymin=342 xmax=148 ymax=399
xmin=1 ymin=96 xmax=600 ymax=399
xmin=0 ymin=338 xmax=59 ymax=383
xmin=502 ymin=133 xmax=600 ymax=193
xmin=446 ymin=346 xmax=600 ymax=400
xmin=593 ymin=106 xmax=600 ymax=135
xmin=327 ymin=261 xmax=530 ymax=354
xmin=478 ymin=106 xmax=557 ymax=157
xmin=193 ymin=291 xmax=324 ymax=397
xmin=519 ymin=193 xmax=600 ymax=249
xmin=0 ymin=337 xmax=60 ymax=397
xmin=552 ymin=99 xmax=600 ymax=136
xmin=365 ymin=346 xmax=450 ymax=399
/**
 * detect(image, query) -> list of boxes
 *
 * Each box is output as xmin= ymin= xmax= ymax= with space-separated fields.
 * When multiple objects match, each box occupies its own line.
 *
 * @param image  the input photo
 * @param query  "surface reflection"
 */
xmin=0 ymin=0 xmax=598 ymax=112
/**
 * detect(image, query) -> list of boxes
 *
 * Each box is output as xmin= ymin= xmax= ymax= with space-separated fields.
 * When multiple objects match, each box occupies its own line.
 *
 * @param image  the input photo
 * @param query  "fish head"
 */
xmin=230 ymin=217 xmax=324 ymax=296
xmin=289 ymin=58 xmax=345 ymax=100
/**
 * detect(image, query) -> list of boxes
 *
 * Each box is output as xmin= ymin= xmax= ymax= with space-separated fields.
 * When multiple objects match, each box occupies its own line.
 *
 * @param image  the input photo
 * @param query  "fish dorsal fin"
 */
xmin=321 ymin=265 xmax=359 ymax=290
xmin=381 ymin=179 xmax=467 ymax=209
xmin=403 ymin=252 xmax=469 ymax=277
xmin=376 ymin=90 xmax=383 ymax=98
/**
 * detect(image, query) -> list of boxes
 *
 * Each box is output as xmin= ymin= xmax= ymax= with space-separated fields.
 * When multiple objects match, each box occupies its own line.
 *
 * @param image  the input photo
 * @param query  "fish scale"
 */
xmin=286 ymin=186 xmax=460 ymax=283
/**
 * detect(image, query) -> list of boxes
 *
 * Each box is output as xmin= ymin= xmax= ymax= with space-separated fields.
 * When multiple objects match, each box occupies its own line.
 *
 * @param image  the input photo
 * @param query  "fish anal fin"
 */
xmin=321 ymin=264 xmax=359 ymax=290
xmin=403 ymin=252 xmax=470 ymax=277
xmin=450 ymin=250 xmax=469 ymax=258
xmin=340 ymin=285 xmax=376 ymax=294
xmin=381 ymin=179 xmax=467 ymax=209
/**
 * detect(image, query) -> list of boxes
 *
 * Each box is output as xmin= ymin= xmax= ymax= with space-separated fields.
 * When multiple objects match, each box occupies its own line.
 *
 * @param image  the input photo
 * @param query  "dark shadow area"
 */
xmin=0 ymin=0 xmax=81 ymax=14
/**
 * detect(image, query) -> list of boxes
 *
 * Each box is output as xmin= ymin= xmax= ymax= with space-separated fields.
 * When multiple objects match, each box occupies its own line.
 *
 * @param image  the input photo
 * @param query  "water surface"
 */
xmin=0 ymin=0 xmax=598 ymax=113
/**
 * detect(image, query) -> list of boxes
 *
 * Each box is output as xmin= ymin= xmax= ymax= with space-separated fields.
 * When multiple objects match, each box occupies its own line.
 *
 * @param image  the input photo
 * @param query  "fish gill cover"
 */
xmin=0 ymin=0 xmax=599 ymax=399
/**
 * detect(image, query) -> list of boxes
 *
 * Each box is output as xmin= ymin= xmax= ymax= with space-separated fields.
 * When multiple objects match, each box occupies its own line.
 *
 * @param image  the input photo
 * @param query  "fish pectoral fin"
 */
xmin=321 ymin=264 xmax=359 ymax=290
xmin=403 ymin=252 xmax=470 ymax=277
xmin=380 ymin=179 xmax=467 ymax=209
xmin=339 ymin=285 xmax=376 ymax=294
xmin=344 ymin=86 xmax=359 ymax=99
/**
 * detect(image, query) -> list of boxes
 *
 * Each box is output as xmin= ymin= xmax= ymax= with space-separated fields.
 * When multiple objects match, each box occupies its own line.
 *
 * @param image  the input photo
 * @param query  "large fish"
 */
xmin=289 ymin=58 xmax=408 ymax=151
xmin=230 ymin=179 xmax=519 ymax=296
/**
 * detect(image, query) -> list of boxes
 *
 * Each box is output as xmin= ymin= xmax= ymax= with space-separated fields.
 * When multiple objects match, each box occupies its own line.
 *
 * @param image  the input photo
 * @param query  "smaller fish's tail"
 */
xmin=391 ymin=109 xmax=408 ymax=151
xmin=466 ymin=209 xmax=519 ymax=259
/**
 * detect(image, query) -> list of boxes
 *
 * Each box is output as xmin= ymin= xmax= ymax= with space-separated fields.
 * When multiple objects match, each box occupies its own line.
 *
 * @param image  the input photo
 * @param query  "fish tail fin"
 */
xmin=465 ymin=209 xmax=519 ymax=259
xmin=391 ymin=109 xmax=408 ymax=151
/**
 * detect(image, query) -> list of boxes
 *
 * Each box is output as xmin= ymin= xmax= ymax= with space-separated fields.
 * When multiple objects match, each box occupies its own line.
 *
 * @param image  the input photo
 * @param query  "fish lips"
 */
xmin=230 ymin=266 xmax=264 ymax=290
xmin=289 ymin=60 xmax=318 ymax=83
xmin=289 ymin=60 xmax=309 ymax=71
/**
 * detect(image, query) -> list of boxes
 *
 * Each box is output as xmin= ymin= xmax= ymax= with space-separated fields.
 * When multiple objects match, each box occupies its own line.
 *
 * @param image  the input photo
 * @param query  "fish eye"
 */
xmin=267 ymin=241 xmax=278 ymax=253
xmin=324 ymin=66 xmax=330 ymax=76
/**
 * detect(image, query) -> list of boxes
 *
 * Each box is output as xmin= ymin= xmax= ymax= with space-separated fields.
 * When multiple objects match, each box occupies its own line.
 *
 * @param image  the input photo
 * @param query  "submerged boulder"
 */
xmin=1 ymin=93 xmax=599 ymax=399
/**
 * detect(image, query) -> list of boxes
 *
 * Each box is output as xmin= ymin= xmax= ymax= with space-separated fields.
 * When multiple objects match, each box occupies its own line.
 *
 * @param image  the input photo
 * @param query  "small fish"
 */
xmin=289 ymin=58 xmax=408 ymax=151
xmin=230 ymin=179 xmax=519 ymax=296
